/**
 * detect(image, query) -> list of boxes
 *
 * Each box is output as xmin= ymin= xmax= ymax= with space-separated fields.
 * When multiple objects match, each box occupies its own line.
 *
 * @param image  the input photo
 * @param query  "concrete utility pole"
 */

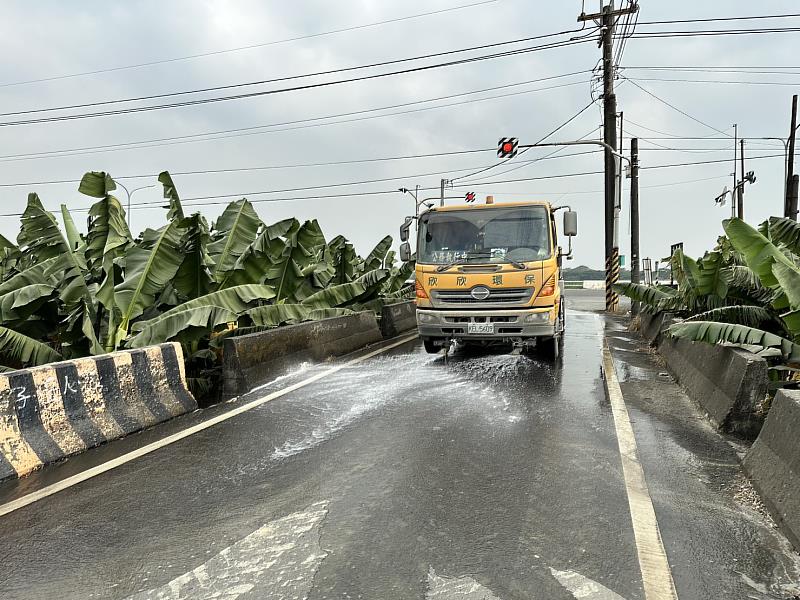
xmin=732 ymin=124 xmax=738 ymax=219
xmin=578 ymin=1 xmax=638 ymax=312
xmin=630 ymin=138 xmax=640 ymax=317
xmin=787 ymin=95 xmax=798 ymax=219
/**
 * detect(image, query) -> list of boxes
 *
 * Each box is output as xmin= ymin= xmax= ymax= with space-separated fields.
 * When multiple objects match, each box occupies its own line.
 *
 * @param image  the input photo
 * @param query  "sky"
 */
xmin=0 ymin=0 xmax=798 ymax=268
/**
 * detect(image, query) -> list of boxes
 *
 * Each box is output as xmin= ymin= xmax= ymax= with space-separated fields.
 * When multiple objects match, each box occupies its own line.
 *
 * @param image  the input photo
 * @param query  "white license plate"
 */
xmin=467 ymin=323 xmax=494 ymax=334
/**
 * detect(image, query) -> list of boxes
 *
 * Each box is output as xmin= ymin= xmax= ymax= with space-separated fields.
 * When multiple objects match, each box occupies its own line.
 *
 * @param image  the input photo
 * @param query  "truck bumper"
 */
xmin=416 ymin=307 xmax=557 ymax=341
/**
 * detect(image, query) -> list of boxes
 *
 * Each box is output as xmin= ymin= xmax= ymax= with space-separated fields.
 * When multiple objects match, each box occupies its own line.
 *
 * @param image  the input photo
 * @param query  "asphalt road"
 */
xmin=0 ymin=290 xmax=797 ymax=599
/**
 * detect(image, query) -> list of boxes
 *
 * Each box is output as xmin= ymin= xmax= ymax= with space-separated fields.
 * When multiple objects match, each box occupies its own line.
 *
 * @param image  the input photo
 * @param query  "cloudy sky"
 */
xmin=1 ymin=0 xmax=797 ymax=268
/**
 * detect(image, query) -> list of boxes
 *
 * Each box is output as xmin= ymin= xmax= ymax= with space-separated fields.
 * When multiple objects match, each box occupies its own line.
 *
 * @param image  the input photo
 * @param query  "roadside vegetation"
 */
xmin=0 ymin=171 xmax=413 ymax=399
xmin=615 ymin=216 xmax=800 ymax=388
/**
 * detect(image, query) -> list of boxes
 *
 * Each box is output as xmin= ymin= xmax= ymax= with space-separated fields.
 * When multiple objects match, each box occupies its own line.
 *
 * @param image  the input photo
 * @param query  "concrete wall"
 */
xmin=0 ymin=342 xmax=196 ymax=481
xmin=638 ymin=311 xmax=678 ymax=347
xmin=744 ymin=390 xmax=800 ymax=549
xmin=634 ymin=312 xmax=767 ymax=437
xmin=223 ymin=312 xmax=383 ymax=399
xmin=380 ymin=301 xmax=417 ymax=339
xmin=658 ymin=335 xmax=767 ymax=437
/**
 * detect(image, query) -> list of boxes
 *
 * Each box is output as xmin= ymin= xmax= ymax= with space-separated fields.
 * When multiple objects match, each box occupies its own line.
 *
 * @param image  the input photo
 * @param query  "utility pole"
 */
xmin=739 ymin=139 xmax=745 ymax=220
xmin=787 ymin=95 xmax=798 ymax=219
xmin=440 ymin=178 xmax=447 ymax=207
xmin=732 ymin=124 xmax=738 ymax=219
xmin=630 ymin=137 xmax=640 ymax=317
xmin=578 ymin=1 xmax=638 ymax=312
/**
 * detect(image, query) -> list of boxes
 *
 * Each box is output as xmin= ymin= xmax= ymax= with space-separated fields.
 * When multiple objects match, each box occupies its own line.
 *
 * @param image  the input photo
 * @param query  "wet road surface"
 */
xmin=0 ymin=294 xmax=798 ymax=599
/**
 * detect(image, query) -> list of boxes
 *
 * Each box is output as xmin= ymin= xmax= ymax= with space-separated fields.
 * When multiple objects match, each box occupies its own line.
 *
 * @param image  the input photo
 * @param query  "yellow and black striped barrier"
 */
xmin=605 ymin=248 xmax=620 ymax=312
xmin=0 ymin=342 xmax=196 ymax=481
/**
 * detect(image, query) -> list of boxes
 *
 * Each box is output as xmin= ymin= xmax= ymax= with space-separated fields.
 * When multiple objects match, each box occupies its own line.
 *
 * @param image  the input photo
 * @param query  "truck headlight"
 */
xmin=417 ymin=312 xmax=437 ymax=324
xmin=524 ymin=312 xmax=551 ymax=323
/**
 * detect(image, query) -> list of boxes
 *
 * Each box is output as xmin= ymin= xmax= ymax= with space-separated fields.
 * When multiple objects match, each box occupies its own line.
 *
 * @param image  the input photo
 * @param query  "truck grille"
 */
xmin=432 ymin=287 xmax=533 ymax=306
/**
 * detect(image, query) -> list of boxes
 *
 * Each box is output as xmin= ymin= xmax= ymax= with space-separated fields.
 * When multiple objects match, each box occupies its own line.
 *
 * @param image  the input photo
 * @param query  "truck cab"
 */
xmin=400 ymin=198 xmax=577 ymax=359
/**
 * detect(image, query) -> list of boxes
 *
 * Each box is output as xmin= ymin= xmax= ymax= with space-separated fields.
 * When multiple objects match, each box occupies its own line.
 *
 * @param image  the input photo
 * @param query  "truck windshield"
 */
xmin=418 ymin=205 xmax=551 ymax=265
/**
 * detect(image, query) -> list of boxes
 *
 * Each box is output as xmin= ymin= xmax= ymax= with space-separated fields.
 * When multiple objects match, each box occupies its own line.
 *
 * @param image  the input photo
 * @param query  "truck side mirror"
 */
xmin=563 ymin=210 xmax=578 ymax=237
xmin=399 ymin=242 xmax=412 ymax=262
xmin=399 ymin=216 xmax=413 ymax=242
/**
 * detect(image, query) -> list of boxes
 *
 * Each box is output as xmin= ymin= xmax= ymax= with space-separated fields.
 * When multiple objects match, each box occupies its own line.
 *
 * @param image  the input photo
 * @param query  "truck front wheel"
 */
xmin=538 ymin=335 xmax=560 ymax=361
xmin=423 ymin=339 xmax=442 ymax=354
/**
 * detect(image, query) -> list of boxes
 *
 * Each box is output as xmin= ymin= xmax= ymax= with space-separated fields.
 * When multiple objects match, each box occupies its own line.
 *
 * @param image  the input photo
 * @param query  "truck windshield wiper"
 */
xmin=435 ymin=252 xmax=526 ymax=272
xmin=436 ymin=257 xmax=469 ymax=273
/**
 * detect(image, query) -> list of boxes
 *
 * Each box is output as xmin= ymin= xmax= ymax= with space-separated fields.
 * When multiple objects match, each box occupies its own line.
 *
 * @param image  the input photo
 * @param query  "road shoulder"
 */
xmin=604 ymin=315 xmax=800 ymax=599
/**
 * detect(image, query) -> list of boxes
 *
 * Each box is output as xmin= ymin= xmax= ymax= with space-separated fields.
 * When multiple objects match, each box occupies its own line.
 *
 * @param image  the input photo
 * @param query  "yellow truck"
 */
xmin=399 ymin=197 xmax=578 ymax=359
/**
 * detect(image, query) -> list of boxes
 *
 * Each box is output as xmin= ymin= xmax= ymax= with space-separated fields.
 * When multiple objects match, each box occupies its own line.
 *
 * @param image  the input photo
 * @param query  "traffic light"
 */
xmin=497 ymin=137 xmax=518 ymax=158
xmin=465 ymin=191 xmax=476 ymax=203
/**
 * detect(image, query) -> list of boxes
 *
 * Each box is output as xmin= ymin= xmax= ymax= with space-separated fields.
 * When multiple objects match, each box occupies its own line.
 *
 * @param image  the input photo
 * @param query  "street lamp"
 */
xmin=116 ymin=182 xmax=156 ymax=229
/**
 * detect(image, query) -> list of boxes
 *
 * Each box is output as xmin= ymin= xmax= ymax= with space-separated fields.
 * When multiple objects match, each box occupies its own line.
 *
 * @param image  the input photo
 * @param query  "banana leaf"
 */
xmin=669 ymin=321 xmax=800 ymax=362
xmin=684 ymin=305 xmax=778 ymax=329
xmin=113 ymin=221 xmax=184 ymax=346
xmin=173 ymin=213 xmax=214 ymax=299
xmin=723 ymin=218 xmax=795 ymax=306
xmin=613 ymin=282 xmax=675 ymax=310
xmin=301 ymin=280 xmax=369 ymax=308
xmin=159 ymin=171 xmax=184 ymax=222
xmin=363 ymin=235 xmax=392 ymax=272
xmin=0 ymin=326 xmax=62 ymax=367
xmin=78 ymin=171 xmax=116 ymax=198
xmin=266 ymin=220 xmax=324 ymax=302
xmin=61 ymin=205 xmax=82 ymax=251
xmin=209 ymin=198 xmax=262 ymax=283
xmin=221 ymin=218 xmax=297 ymax=288
xmin=696 ymin=251 xmax=728 ymax=299
xmin=768 ymin=216 xmax=800 ymax=256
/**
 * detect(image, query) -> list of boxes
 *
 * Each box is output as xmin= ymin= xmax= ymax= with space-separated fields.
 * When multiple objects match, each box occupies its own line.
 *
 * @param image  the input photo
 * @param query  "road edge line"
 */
xmin=602 ymin=341 xmax=679 ymax=600
xmin=0 ymin=333 xmax=419 ymax=518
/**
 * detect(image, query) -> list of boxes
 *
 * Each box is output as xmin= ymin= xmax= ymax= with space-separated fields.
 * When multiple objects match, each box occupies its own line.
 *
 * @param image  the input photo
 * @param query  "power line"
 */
xmin=620 ymin=77 xmax=732 ymax=137
xmin=2 ymin=29 xmax=597 ymax=118
xmin=0 ymin=149 xmax=493 ymax=188
xmin=462 ymin=124 xmax=601 ymax=183
xmin=638 ymin=13 xmax=800 ymax=25
xmin=2 ymin=153 xmax=786 ymax=218
xmin=0 ymin=37 xmax=598 ymax=127
xmin=0 ymin=0 xmax=503 ymax=88
xmin=0 ymin=77 xmax=590 ymax=162
xmin=451 ymin=99 xmax=597 ymax=182
xmin=626 ymin=75 xmax=800 ymax=86
xmin=623 ymin=66 xmax=800 ymax=75
xmin=622 ymin=27 xmax=800 ymax=39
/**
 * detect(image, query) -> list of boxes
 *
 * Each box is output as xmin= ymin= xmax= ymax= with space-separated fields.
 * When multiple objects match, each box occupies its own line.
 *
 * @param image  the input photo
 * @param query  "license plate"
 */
xmin=467 ymin=323 xmax=494 ymax=334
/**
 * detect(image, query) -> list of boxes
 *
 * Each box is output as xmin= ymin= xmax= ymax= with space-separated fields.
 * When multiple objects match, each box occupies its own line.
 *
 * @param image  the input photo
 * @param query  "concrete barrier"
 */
xmin=222 ymin=312 xmax=383 ymax=399
xmin=744 ymin=390 xmax=800 ymax=549
xmin=380 ymin=301 xmax=417 ymax=339
xmin=638 ymin=311 xmax=675 ymax=346
xmin=658 ymin=334 xmax=767 ymax=437
xmin=0 ymin=342 xmax=196 ymax=481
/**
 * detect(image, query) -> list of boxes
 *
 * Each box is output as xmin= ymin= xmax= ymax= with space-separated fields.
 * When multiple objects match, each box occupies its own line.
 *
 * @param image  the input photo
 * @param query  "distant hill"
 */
xmin=563 ymin=265 xmax=671 ymax=281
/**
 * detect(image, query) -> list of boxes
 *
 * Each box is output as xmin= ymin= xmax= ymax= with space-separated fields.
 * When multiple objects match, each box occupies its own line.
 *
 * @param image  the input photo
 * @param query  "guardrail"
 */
xmin=0 ymin=342 xmax=196 ymax=481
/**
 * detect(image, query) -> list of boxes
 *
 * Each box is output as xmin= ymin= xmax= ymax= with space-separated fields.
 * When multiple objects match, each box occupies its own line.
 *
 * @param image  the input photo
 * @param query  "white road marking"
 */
xmin=426 ymin=568 xmax=502 ymax=600
xmin=0 ymin=334 xmax=418 ymax=518
xmin=602 ymin=342 xmax=679 ymax=600
xmin=125 ymin=501 xmax=328 ymax=599
xmin=550 ymin=568 xmax=627 ymax=599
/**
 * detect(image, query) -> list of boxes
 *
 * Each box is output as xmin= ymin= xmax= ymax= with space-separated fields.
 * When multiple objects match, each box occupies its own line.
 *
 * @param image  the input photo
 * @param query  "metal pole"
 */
xmin=788 ymin=95 xmax=798 ymax=219
xmin=739 ymin=139 xmax=745 ymax=220
xmin=630 ymin=138 xmax=640 ymax=317
xmin=732 ymin=124 xmax=738 ymax=219
xmin=791 ymin=175 xmax=800 ymax=221
xmin=602 ymin=3 xmax=619 ymax=312
xmin=440 ymin=178 xmax=446 ymax=207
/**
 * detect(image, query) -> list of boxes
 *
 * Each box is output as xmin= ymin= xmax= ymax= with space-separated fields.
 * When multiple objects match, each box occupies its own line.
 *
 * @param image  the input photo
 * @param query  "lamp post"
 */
xmin=116 ymin=182 xmax=156 ymax=230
